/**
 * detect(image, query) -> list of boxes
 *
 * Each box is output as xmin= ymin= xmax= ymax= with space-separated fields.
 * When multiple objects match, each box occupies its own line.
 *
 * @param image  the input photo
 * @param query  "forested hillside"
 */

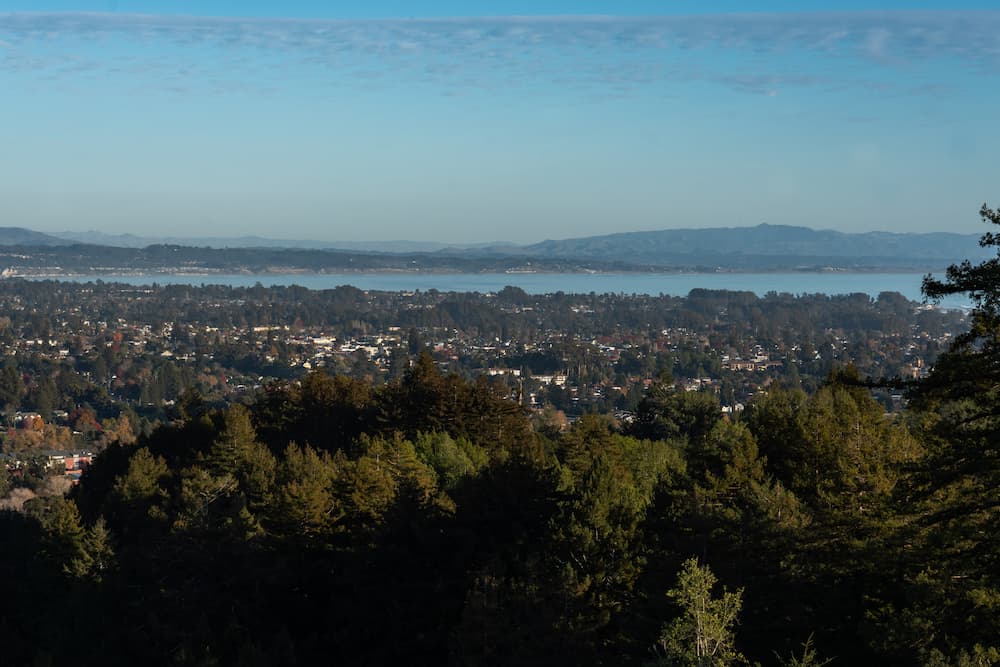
xmin=0 ymin=206 xmax=997 ymax=666
xmin=0 ymin=349 xmax=993 ymax=666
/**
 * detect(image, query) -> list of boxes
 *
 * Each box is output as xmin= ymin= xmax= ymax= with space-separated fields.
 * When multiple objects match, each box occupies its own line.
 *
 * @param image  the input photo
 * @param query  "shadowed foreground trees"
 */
xmin=0 ymin=361 xmax=893 ymax=665
xmin=870 ymin=204 xmax=1000 ymax=663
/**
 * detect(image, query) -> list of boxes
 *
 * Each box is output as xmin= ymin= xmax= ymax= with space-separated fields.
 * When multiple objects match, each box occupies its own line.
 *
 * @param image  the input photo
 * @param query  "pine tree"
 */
xmin=272 ymin=443 xmax=342 ymax=539
xmin=0 ymin=364 xmax=24 ymax=411
xmin=24 ymin=497 xmax=88 ymax=578
xmin=108 ymin=447 xmax=170 ymax=536
xmin=883 ymin=203 xmax=1000 ymax=659
xmin=206 ymin=404 xmax=259 ymax=477
xmin=68 ymin=516 xmax=116 ymax=581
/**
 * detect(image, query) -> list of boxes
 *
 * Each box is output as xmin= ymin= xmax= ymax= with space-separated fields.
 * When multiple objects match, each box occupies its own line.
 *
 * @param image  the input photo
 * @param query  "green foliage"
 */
xmin=559 ymin=452 xmax=646 ymax=619
xmin=75 ymin=516 xmax=115 ymax=581
xmin=108 ymin=446 xmax=170 ymax=533
xmin=748 ymin=370 xmax=919 ymax=517
xmin=272 ymin=443 xmax=342 ymax=538
xmin=413 ymin=431 xmax=487 ymax=491
xmin=745 ymin=384 xmax=809 ymax=485
xmin=24 ymin=496 xmax=87 ymax=575
xmin=174 ymin=466 xmax=245 ymax=535
xmin=206 ymin=404 xmax=259 ymax=476
xmin=234 ymin=438 xmax=277 ymax=509
xmin=656 ymin=558 xmax=746 ymax=667
xmin=631 ymin=376 xmax=722 ymax=452
xmin=0 ymin=363 xmax=24 ymax=410
xmin=797 ymin=379 xmax=919 ymax=515
xmin=356 ymin=433 xmax=440 ymax=508
xmin=923 ymin=645 xmax=1000 ymax=667
xmin=380 ymin=350 xmax=538 ymax=460
xmin=696 ymin=420 xmax=810 ymax=532
xmin=878 ymin=203 xmax=1000 ymax=662
xmin=775 ymin=635 xmax=833 ymax=667
xmin=557 ymin=413 xmax=617 ymax=483
xmin=296 ymin=370 xmax=373 ymax=451
xmin=549 ymin=418 xmax=687 ymax=653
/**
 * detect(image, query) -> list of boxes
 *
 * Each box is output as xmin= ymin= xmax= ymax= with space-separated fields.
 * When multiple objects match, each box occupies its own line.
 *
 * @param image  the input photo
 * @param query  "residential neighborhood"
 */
xmin=0 ymin=280 xmax=964 ymax=462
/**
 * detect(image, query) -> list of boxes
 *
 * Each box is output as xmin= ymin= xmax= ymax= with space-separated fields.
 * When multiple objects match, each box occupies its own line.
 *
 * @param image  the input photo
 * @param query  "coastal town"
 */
xmin=0 ymin=279 xmax=965 ymax=475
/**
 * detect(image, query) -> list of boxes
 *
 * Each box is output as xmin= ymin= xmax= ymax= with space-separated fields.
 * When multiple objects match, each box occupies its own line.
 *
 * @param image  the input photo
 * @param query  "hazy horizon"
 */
xmin=2 ymin=1 xmax=999 ymax=243
xmin=37 ymin=221 xmax=992 ymax=249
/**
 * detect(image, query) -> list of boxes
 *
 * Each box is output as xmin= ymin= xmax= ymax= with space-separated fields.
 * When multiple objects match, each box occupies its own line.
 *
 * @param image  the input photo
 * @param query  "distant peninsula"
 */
xmin=0 ymin=224 xmax=989 ymax=276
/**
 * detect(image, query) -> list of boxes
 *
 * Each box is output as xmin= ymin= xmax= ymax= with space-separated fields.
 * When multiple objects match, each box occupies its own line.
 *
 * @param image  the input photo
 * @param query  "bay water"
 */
xmin=42 ymin=271 xmax=969 ymax=308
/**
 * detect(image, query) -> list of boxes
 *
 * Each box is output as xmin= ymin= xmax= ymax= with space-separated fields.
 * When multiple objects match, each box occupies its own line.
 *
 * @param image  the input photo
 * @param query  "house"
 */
xmin=38 ymin=450 xmax=94 ymax=484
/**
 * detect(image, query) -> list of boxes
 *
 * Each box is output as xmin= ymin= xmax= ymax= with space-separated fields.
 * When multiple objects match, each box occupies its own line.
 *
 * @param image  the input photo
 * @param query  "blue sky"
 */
xmin=1 ymin=2 xmax=998 ymax=243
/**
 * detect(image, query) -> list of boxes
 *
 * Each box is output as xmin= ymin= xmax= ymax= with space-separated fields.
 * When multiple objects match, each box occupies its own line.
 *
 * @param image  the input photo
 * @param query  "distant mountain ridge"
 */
xmin=49 ymin=231 xmax=510 ymax=253
xmin=0 ymin=223 xmax=988 ymax=272
xmin=0 ymin=227 xmax=72 ymax=246
xmin=454 ymin=223 xmax=990 ymax=267
xmin=40 ymin=223 xmax=989 ymax=260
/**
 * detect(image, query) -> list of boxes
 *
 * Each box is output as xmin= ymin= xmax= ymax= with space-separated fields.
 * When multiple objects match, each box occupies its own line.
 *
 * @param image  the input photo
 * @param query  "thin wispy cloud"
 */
xmin=1 ymin=11 xmax=997 ymax=97
xmin=1 ymin=11 xmax=997 ymax=56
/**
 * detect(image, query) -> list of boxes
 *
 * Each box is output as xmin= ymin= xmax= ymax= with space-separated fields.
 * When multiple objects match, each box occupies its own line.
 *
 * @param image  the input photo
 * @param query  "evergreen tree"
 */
xmin=631 ymin=374 xmax=722 ymax=471
xmin=272 ymin=443 xmax=342 ymax=539
xmin=413 ymin=431 xmax=487 ymax=492
xmin=107 ymin=447 xmax=170 ymax=538
xmin=0 ymin=364 xmax=24 ymax=410
xmin=67 ymin=516 xmax=116 ymax=582
xmin=881 ymin=203 xmax=1000 ymax=660
xmin=294 ymin=370 xmax=373 ymax=452
xmin=24 ymin=496 xmax=88 ymax=578
xmin=207 ymin=404 xmax=259 ymax=476
xmin=749 ymin=369 xmax=919 ymax=516
xmin=745 ymin=385 xmax=809 ymax=487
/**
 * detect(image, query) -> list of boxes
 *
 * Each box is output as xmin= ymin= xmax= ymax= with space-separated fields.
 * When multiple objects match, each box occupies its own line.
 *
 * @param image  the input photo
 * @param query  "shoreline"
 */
xmin=1 ymin=267 xmax=948 ymax=279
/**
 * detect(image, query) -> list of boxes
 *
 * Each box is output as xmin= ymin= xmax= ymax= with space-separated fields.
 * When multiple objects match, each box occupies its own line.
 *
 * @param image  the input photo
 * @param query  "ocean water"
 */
xmin=41 ymin=271 xmax=970 ymax=308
